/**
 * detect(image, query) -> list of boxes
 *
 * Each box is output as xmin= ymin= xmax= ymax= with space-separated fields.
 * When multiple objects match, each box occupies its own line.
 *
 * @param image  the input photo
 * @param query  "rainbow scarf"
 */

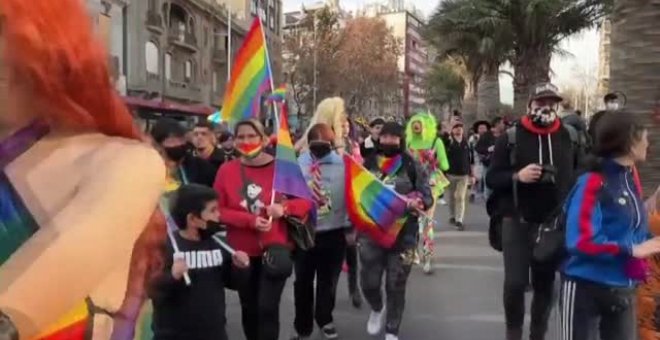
xmin=344 ymin=155 xmax=408 ymax=248
xmin=221 ymin=18 xmax=272 ymax=126
xmin=377 ymin=155 xmax=402 ymax=178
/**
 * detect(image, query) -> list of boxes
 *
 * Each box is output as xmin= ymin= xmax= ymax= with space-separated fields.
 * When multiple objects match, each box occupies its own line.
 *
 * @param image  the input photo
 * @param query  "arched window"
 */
xmin=145 ymin=41 xmax=159 ymax=74
xmin=165 ymin=53 xmax=172 ymax=80
xmin=185 ymin=60 xmax=193 ymax=81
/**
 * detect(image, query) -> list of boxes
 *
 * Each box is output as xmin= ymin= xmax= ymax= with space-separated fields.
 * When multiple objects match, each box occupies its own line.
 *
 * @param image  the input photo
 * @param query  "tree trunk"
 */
xmin=610 ymin=0 xmax=660 ymax=196
xmin=477 ymin=68 xmax=501 ymax=120
xmin=462 ymin=77 xmax=478 ymax=123
xmin=512 ymin=52 xmax=551 ymax=115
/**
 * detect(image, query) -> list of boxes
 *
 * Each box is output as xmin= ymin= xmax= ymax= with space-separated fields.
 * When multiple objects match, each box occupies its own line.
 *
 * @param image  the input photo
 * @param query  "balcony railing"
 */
xmin=168 ymin=26 xmax=198 ymax=52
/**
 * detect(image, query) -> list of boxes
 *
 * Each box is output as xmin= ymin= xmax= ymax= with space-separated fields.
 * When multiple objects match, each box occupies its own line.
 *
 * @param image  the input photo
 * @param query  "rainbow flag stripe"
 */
xmin=272 ymin=104 xmax=315 ymax=219
xmin=35 ymin=301 xmax=90 ymax=340
xmin=221 ymin=18 xmax=272 ymax=126
xmin=344 ymin=155 xmax=408 ymax=248
xmin=377 ymin=155 xmax=402 ymax=177
xmin=239 ymin=143 xmax=263 ymax=158
xmin=267 ymin=85 xmax=287 ymax=103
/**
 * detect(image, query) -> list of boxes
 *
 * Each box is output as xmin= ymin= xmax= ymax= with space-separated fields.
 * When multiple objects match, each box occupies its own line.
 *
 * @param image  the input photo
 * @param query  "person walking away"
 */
xmin=151 ymin=118 xmax=218 ymax=188
xmin=360 ymin=122 xmax=434 ymax=340
xmin=360 ymin=118 xmax=385 ymax=159
xmin=469 ymin=121 xmax=490 ymax=202
xmin=475 ymin=118 xmax=500 ymax=199
xmin=291 ymin=124 xmax=347 ymax=340
xmin=217 ymin=132 xmax=239 ymax=165
xmin=213 ymin=119 xmax=312 ymax=340
xmin=150 ymin=184 xmax=250 ymax=340
xmin=340 ymin=118 xmax=363 ymax=308
xmin=638 ymin=185 xmax=660 ymax=339
xmin=560 ymin=112 xmax=660 ymax=340
xmin=405 ymin=112 xmax=449 ymax=274
xmin=192 ymin=121 xmax=225 ymax=175
xmin=486 ymin=83 xmax=583 ymax=340
xmin=443 ymin=121 xmax=473 ymax=231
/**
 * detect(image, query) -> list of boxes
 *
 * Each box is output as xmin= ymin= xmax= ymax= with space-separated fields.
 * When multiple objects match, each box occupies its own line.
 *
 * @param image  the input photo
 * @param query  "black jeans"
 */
xmin=236 ymin=255 xmax=289 ymax=340
xmin=293 ymin=229 xmax=347 ymax=336
xmin=502 ymin=218 xmax=558 ymax=340
xmin=346 ymin=241 xmax=359 ymax=296
xmin=559 ymin=277 xmax=636 ymax=340
xmin=359 ymin=236 xmax=414 ymax=335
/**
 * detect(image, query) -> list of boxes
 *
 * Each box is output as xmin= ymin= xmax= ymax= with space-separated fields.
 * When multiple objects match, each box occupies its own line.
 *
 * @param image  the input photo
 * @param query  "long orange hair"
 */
xmin=1 ymin=0 xmax=166 ymax=317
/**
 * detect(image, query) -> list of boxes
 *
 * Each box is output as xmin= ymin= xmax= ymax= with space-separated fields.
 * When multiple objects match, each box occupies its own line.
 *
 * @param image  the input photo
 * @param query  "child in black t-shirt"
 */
xmin=149 ymin=184 xmax=249 ymax=340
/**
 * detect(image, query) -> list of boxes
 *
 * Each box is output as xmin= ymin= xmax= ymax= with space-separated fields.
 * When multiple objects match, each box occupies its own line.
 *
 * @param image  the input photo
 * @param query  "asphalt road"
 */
xmin=226 ymin=200 xmax=561 ymax=340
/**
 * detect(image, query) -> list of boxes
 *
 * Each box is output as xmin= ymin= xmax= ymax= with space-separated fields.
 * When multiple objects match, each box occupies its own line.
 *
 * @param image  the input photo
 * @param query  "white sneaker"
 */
xmin=439 ymin=198 xmax=447 ymax=206
xmin=367 ymin=307 xmax=386 ymax=335
xmin=385 ymin=333 xmax=399 ymax=340
xmin=423 ymin=258 xmax=432 ymax=274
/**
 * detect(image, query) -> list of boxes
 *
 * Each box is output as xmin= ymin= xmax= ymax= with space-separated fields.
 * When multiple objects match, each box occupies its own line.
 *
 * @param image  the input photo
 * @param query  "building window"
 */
xmin=185 ymin=60 xmax=193 ymax=82
xmin=165 ymin=53 xmax=172 ymax=80
xmin=411 ymin=39 xmax=418 ymax=50
xmin=145 ymin=41 xmax=159 ymax=74
xmin=269 ymin=12 xmax=275 ymax=30
xmin=251 ymin=0 xmax=258 ymax=15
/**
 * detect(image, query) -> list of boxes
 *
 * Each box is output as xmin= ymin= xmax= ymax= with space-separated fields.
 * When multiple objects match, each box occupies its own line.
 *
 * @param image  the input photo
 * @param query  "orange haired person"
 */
xmin=638 ymin=187 xmax=660 ymax=340
xmin=0 ymin=0 xmax=166 ymax=339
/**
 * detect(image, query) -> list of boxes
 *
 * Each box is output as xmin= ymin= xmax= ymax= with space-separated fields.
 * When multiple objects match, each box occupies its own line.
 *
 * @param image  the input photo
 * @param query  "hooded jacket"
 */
xmin=405 ymin=113 xmax=450 ymax=195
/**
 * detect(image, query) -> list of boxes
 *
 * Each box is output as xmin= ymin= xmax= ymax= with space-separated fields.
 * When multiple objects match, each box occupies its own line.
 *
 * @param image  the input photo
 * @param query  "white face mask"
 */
xmin=606 ymin=102 xmax=620 ymax=110
xmin=529 ymin=106 xmax=558 ymax=127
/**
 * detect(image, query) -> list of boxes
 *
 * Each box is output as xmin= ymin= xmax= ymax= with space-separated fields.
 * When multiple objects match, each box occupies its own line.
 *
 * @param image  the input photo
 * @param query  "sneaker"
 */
xmin=321 ymin=324 xmax=339 ymax=339
xmin=454 ymin=222 xmax=465 ymax=231
xmin=385 ymin=333 xmax=399 ymax=340
xmin=449 ymin=217 xmax=457 ymax=226
xmin=423 ymin=257 xmax=433 ymax=274
xmin=439 ymin=198 xmax=447 ymax=206
xmin=367 ymin=307 xmax=386 ymax=335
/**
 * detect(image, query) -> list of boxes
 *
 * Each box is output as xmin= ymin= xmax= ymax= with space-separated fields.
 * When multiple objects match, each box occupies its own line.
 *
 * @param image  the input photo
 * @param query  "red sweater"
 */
xmin=214 ymin=159 xmax=311 ymax=256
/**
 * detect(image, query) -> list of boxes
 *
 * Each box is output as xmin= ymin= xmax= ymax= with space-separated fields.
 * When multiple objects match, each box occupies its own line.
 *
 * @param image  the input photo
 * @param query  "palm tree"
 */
xmin=427 ymin=0 xmax=513 ymax=120
xmin=427 ymin=0 xmax=610 ymax=114
xmin=609 ymin=0 xmax=660 ymax=195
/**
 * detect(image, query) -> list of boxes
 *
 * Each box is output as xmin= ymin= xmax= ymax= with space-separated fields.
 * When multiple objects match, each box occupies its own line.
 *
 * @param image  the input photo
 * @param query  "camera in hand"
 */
xmin=538 ymin=164 xmax=557 ymax=184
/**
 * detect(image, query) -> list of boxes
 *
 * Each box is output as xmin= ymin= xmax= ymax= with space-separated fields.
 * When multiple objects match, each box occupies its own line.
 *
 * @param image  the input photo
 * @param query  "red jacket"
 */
xmin=214 ymin=159 xmax=311 ymax=256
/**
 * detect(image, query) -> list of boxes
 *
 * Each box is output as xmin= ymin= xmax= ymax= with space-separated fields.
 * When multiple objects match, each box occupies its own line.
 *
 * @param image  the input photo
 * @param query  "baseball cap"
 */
xmin=529 ymin=82 xmax=563 ymax=102
xmin=369 ymin=117 xmax=386 ymax=127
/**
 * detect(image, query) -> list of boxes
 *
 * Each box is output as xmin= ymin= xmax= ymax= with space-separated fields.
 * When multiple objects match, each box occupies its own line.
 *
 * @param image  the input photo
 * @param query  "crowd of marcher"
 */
xmin=139 ymin=82 xmax=660 ymax=340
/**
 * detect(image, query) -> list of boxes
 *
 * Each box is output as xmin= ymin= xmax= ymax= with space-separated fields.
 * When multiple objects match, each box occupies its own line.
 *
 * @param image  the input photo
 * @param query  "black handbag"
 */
xmin=284 ymin=215 xmax=315 ymax=251
xmin=532 ymin=210 xmax=567 ymax=262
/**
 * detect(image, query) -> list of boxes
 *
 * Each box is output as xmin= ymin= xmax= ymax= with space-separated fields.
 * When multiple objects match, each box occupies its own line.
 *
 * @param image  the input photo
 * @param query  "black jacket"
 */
xmin=181 ymin=155 xmax=218 ymax=187
xmin=474 ymin=132 xmax=497 ymax=167
xmin=486 ymin=120 xmax=581 ymax=223
xmin=443 ymin=135 xmax=472 ymax=176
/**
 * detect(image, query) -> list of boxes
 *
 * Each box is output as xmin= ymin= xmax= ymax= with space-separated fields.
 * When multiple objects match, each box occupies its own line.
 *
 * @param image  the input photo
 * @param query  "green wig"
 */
xmin=405 ymin=112 xmax=438 ymax=149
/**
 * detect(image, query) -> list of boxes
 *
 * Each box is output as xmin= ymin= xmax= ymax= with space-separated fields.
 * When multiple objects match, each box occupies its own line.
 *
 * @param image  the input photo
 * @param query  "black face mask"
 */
xmin=309 ymin=143 xmax=332 ymax=159
xmin=199 ymin=220 xmax=224 ymax=240
xmin=164 ymin=145 xmax=189 ymax=162
xmin=378 ymin=144 xmax=401 ymax=157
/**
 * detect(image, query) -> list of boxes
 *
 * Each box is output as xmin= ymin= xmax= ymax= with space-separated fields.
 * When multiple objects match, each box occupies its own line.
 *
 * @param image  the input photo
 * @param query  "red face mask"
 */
xmin=236 ymin=142 xmax=263 ymax=158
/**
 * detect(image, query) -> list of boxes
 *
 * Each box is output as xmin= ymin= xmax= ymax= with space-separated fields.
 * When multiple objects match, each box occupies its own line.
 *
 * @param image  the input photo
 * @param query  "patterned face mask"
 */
xmin=529 ymin=106 xmax=558 ymax=127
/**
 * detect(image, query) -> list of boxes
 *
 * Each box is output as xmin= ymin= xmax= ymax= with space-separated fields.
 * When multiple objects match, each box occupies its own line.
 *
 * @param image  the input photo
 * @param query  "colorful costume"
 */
xmin=0 ymin=1 xmax=166 ymax=339
xmin=405 ymin=112 xmax=449 ymax=266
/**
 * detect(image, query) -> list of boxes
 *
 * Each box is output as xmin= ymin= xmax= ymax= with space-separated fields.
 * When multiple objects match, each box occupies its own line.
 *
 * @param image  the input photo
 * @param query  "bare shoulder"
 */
xmin=80 ymin=135 xmax=166 ymax=189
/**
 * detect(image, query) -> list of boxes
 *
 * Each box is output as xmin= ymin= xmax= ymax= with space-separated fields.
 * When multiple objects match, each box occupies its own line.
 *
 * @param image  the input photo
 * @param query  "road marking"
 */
xmin=434 ymin=230 xmax=488 ymax=238
xmin=431 ymin=263 xmax=503 ymax=272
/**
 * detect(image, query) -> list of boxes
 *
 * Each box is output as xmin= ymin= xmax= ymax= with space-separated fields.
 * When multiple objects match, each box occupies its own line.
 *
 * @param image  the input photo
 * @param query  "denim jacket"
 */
xmin=298 ymin=151 xmax=347 ymax=232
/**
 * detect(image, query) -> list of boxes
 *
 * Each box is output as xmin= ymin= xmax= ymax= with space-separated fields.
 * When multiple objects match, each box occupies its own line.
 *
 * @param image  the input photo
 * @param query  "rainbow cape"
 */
xmin=272 ymin=103 xmax=314 ymax=219
xmin=221 ymin=18 xmax=272 ymax=126
xmin=344 ymin=155 xmax=408 ymax=248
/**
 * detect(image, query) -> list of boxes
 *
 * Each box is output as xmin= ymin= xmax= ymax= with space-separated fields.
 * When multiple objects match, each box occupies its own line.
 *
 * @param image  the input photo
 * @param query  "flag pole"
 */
xmin=227 ymin=4 xmax=232 ymax=82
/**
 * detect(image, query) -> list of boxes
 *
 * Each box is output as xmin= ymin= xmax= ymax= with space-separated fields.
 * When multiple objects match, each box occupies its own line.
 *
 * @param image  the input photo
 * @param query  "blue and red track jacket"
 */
xmin=562 ymin=159 xmax=650 ymax=287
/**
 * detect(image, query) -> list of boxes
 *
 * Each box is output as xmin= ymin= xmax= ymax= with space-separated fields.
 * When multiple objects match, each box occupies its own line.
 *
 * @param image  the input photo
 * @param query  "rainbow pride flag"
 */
xmin=35 ymin=301 xmax=90 ymax=340
xmin=272 ymin=104 xmax=314 ymax=213
xmin=344 ymin=155 xmax=408 ymax=248
xmin=267 ymin=85 xmax=287 ymax=103
xmin=221 ymin=18 xmax=272 ymax=126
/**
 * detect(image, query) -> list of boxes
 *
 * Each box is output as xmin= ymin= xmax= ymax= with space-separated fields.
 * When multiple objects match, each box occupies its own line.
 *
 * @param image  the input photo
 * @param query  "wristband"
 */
xmin=0 ymin=309 xmax=19 ymax=340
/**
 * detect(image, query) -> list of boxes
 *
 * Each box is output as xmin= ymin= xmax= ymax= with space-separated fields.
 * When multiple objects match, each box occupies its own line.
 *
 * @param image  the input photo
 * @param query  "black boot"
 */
xmin=506 ymin=328 xmax=522 ymax=340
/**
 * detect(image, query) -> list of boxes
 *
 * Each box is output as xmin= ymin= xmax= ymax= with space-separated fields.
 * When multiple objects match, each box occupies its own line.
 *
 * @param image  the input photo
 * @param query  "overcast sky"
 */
xmin=283 ymin=0 xmax=600 ymax=105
